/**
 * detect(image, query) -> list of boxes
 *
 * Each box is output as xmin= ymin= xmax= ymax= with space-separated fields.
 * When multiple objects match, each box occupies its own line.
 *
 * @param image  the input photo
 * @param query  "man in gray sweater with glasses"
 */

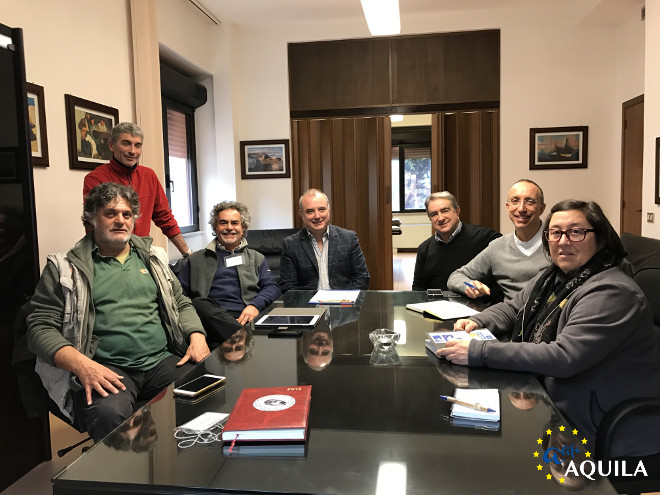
xmin=447 ymin=179 xmax=551 ymax=302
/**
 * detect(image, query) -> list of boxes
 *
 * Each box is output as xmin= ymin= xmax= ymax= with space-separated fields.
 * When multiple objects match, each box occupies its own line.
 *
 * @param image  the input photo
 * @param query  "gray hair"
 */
xmin=209 ymin=200 xmax=251 ymax=233
xmin=82 ymin=182 xmax=140 ymax=224
xmin=110 ymin=122 xmax=144 ymax=144
xmin=299 ymin=188 xmax=329 ymax=211
xmin=425 ymin=191 xmax=459 ymax=212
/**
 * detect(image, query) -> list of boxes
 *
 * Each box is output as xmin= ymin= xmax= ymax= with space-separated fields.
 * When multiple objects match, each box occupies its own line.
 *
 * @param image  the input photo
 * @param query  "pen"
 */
xmin=464 ymin=281 xmax=477 ymax=290
xmin=439 ymin=395 xmax=496 ymax=413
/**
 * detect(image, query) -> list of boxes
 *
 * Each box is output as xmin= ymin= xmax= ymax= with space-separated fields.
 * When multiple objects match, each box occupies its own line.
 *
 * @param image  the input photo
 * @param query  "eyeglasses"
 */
xmin=506 ymin=198 xmax=538 ymax=207
xmin=544 ymin=228 xmax=596 ymax=242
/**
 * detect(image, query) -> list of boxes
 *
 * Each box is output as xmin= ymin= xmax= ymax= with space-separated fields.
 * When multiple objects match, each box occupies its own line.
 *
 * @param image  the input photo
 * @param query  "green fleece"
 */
xmin=26 ymin=233 xmax=204 ymax=366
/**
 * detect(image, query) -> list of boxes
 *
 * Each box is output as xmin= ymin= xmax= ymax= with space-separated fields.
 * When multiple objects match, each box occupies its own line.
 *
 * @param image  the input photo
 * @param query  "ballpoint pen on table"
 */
xmin=439 ymin=395 xmax=496 ymax=413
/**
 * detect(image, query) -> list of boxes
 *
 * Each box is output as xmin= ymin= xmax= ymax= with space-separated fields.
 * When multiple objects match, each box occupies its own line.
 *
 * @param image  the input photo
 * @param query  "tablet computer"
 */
xmin=254 ymin=307 xmax=326 ymax=328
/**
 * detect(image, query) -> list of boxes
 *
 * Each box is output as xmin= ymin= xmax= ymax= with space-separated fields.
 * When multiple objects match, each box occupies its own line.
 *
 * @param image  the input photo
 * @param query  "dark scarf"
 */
xmin=512 ymin=249 xmax=619 ymax=343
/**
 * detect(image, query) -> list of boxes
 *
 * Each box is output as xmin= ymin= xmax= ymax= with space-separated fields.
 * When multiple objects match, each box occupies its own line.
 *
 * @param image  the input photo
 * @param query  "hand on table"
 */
xmin=463 ymin=280 xmax=491 ymax=299
xmin=177 ymin=332 xmax=210 ymax=366
xmin=453 ymin=319 xmax=479 ymax=332
xmin=436 ymin=340 xmax=470 ymax=366
xmin=236 ymin=305 xmax=259 ymax=326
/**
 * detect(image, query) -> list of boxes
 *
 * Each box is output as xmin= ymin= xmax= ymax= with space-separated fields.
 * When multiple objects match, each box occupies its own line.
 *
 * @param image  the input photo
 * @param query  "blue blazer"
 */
xmin=280 ymin=225 xmax=370 ymax=292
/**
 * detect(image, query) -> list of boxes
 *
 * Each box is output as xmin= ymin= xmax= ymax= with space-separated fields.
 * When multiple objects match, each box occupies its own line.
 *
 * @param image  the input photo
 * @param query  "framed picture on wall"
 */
xmin=65 ymin=94 xmax=119 ymax=170
xmin=26 ymin=82 xmax=49 ymax=167
xmin=240 ymin=139 xmax=291 ymax=179
xmin=529 ymin=126 xmax=588 ymax=170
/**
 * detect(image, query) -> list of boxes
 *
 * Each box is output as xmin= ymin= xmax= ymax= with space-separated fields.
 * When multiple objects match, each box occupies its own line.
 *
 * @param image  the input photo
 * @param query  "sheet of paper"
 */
xmin=406 ymin=300 xmax=479 ymax=319
xmin=309 ymin=290 xmax=360 ymax=304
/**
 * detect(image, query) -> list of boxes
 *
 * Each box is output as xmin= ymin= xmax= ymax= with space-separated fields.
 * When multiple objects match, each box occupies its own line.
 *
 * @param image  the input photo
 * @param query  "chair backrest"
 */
xmin=633 ymin=267 xmax=660 ymax=348
xmin=245 ymin=228 xmax=299 ymax=284
xmin=621 ymin=233 xmax=660 ymax=274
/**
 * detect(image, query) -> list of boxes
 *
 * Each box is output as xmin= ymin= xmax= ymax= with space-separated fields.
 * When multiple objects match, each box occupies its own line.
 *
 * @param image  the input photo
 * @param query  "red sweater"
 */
xmin=83 ymin=158 xmax=181 ymax=238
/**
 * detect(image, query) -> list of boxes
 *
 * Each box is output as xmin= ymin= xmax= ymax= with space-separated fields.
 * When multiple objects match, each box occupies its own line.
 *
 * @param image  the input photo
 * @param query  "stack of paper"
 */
xmin=425 ymin=329 xmax=496 ymax=353
xmin=450 ymin=388 xmax=500 ymax=422
xmin=406 ymin=300 xmax=479 ymax=320
xmin=309 ymin=290 xmax=360 ymax=304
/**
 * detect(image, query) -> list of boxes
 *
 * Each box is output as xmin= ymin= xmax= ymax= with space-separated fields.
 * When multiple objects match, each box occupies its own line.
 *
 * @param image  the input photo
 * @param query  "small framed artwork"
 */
xmin=529 ymin=126 xmax=588 ymax=170
xmin=26 ymin=82 xmax=49 ymax=167
xmin=240 ymin=139 xmax=291 ymax=179
xmin=65 ymin=94 xmax=119 ymax=170
xmin=655 ymin=137 xmax=660 ymax=204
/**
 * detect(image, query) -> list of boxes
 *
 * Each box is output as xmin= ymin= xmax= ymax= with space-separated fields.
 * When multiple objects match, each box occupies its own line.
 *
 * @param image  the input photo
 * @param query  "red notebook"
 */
xmin=221 ymin=386 xmax=311 ymax=442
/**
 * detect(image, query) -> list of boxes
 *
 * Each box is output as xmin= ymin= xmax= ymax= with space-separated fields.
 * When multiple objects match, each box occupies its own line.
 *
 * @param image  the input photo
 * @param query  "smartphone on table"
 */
xmin=173 ymin=374 xmax=226 ymax=397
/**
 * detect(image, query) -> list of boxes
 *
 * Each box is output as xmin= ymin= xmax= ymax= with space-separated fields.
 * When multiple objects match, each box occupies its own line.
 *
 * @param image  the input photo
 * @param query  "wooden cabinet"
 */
xmin=288 ymin=30 xmax=499 ymax=116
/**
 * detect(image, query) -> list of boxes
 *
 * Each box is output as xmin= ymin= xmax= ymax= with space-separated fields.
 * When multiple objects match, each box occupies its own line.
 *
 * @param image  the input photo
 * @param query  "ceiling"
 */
xmin=195 ymin=0 xmax=549 ymax=25
xmin=194 ymin=0 xmax=642 ymax=26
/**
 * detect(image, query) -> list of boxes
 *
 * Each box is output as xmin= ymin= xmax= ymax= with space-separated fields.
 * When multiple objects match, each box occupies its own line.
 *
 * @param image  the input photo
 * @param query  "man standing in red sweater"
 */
xmin=83 ymin=122 xmax=192 ymax=257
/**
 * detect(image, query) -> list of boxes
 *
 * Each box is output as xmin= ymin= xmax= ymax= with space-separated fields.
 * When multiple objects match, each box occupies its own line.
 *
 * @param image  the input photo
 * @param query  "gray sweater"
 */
xmin=447 ymin=232 xmax=550 ymax=300
xmin=467 ymin=267 xmax=660 ymax=457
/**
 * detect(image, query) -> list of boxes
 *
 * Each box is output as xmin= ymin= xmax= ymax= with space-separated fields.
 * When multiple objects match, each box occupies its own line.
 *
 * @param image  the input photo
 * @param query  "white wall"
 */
xmin=643 ymin=3 xmax=660 ymax=237
xmin=2 ymin=0 xmax=136 ymax=268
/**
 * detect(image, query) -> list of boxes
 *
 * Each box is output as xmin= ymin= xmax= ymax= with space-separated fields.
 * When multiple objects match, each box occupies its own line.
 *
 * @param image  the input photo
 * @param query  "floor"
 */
xmin=1 ymin=415 xmax=89 ymax=495
xmin=392 ymin=251 xmax=415 ymax=291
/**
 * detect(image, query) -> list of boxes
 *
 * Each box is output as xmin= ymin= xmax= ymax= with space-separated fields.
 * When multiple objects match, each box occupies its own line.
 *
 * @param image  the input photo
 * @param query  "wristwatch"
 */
xmin=183 ymin=249 xmax=193 ymax=258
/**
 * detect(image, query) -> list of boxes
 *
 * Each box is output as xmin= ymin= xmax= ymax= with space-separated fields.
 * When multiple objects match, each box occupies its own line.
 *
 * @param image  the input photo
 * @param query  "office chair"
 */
xmin=594 ymin=266 xmax=660 ymax=495
xmin=595 ymin=398 xmax=660 ymax=495
xmin=245 ymin=228 xmax=298 ymax=285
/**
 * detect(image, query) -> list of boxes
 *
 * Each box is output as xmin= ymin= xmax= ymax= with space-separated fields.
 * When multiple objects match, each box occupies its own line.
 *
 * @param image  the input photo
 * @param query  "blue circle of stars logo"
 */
xmin=532 ymin=425 xmax=591 ymax=483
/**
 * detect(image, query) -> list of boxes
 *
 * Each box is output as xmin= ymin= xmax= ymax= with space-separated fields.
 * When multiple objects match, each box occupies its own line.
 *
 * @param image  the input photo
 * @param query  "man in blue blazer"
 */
xmin=280 ymin=189 xmax=370 ymax=292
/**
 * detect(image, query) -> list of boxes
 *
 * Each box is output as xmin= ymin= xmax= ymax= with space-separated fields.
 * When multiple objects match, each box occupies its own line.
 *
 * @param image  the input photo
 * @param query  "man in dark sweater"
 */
xmin=412 ymin=191 xmax=501 ymax=291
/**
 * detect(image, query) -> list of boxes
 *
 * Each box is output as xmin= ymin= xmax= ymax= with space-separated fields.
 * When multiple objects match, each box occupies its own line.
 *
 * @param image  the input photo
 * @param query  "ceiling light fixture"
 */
xmin=360 ymin=0 xmax=401 ymax=36
xmin=390 ymin=114 xmax=404 ymax=122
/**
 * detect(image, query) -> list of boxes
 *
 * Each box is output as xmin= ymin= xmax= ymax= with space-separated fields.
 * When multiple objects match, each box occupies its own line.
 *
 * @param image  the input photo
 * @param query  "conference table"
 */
xmin=52 ymin=291 xmax=616 ymax=494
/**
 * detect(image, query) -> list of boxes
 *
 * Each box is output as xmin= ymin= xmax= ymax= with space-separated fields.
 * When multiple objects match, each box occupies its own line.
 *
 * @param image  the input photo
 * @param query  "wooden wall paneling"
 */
xmin=321 ymin=119 xmax=334 ymax=198
xmin=290 ymin=116 xmax=392 ymax=289
xmin=482 ymin=111 xmax=500 ymax=231
xmin=289 ymin=30 xmax=499 ymax=116
xmin=329 ymin=118 xmax=345 ymax=223
xmin=372 ymin=117 xmax=393 ymax=290
xmin=431 ymin=113 xmax=443 ymax=193
xmin=385 ymin=30 xmax=499 ymax=107
xmin=464 ymin=111 xmax=482 ymax=226
xmin=431 ymin=110 xmax=499 ymax=232
xmin=288 ymin=38 xmax=391 ymax=113
xmin=309 ymin=119 xmax=324 ymax=191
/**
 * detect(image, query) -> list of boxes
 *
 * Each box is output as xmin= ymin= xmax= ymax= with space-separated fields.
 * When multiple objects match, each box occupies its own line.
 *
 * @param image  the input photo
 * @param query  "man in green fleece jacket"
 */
xmin=27 ymin=182 xmax=209 ymax=441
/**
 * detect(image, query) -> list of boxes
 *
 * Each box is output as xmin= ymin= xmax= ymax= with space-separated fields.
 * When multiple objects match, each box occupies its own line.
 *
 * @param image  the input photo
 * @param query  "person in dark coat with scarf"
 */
xmin=438 ymin=199 xmax=660 ymax=458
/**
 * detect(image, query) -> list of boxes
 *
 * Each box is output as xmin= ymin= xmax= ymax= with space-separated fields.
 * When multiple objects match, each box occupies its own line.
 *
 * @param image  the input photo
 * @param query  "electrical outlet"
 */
xmin=647 ymin=212 xmax=654 ymax=223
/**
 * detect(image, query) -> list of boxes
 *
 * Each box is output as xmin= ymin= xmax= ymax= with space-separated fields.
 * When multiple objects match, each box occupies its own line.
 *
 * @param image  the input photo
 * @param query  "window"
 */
xmin=162 ymin=97 xmax=199 ymax=232
xmin=391 ymin=126 xmax=432 ymax=212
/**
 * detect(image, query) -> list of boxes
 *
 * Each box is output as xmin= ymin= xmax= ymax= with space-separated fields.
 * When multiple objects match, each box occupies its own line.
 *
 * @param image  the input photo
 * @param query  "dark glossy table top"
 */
xmin=53 ymin=291 xmax=615 ymax=494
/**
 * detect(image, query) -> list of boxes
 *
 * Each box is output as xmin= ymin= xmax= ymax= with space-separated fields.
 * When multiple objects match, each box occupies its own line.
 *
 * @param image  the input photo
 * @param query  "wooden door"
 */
xmin=431 ymin=110 xmax=500 ymax=231
xmin=621 ymin=95 xmax=644 ymax=235
xmin=290 ymin=116 xmax=393 ymax=289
